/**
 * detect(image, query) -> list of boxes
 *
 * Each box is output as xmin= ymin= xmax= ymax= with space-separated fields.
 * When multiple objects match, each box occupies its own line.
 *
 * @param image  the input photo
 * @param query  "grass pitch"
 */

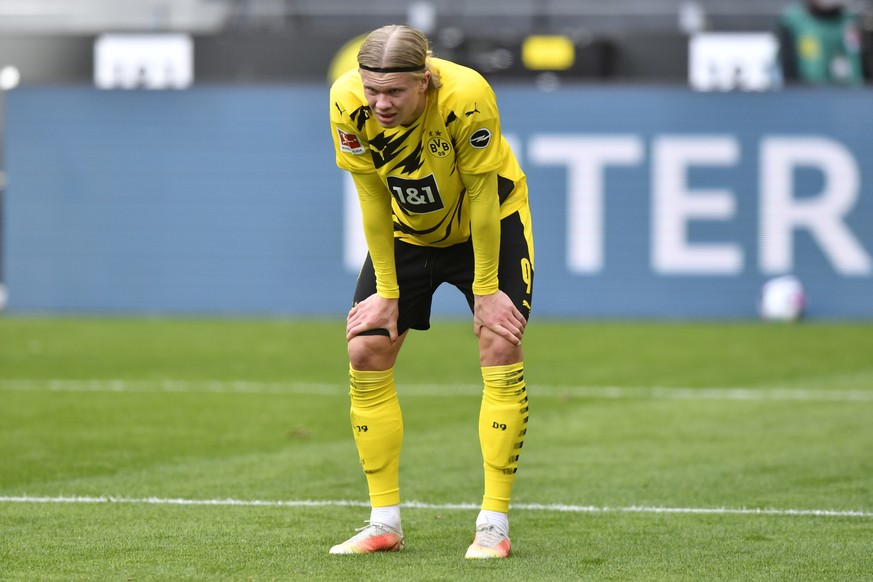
xmin=1 ymin=317 xmax=872 ymax=581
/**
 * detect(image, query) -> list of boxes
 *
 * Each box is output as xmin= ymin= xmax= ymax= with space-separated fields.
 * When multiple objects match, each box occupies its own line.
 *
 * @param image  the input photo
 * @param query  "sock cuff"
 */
xmin=481 ymin=362 xmax=524 ymax=388
xmin=349 ymin=366 xmax=394 ymax=386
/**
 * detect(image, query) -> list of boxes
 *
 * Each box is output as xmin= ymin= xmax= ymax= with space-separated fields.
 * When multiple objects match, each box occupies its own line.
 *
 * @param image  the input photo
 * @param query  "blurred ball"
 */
xmin=0 ymin=66 xmax=21 ymax=90
xmin=759 ymin=275 xmax=806 ymax=322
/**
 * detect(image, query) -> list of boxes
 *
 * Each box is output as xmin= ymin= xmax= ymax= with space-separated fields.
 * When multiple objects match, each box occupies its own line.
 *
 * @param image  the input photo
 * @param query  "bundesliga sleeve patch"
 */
xmin=470 ymin=128 xmax=492 ymax=149
xmin=337 ymin=129 xmax=365 ymax=154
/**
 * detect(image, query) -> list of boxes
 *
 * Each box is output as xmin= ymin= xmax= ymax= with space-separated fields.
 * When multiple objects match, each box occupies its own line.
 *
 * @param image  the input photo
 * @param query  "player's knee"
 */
xmin=478 ymin=328 xmax=523 ymax=367
xmin=348 ymin=334 xmax=398 ymax=371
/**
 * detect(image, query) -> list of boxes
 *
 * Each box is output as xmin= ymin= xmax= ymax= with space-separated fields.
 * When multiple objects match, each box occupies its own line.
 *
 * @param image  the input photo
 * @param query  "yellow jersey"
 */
xmin=329 ymin=58 xmax=528 ymax=248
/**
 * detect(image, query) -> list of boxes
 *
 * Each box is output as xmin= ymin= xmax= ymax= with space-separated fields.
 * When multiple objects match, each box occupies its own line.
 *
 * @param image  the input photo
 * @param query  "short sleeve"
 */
xmin=446 ymin=70 xmax=504 ymax=175
xmin=329 ymin=71 xmax=375 ymax=173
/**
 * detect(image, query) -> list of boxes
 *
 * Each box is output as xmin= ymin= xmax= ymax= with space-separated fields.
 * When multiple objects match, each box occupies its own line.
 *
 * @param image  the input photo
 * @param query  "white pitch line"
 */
xmin=0 ymin=496 xmax=870 ymax=518
xmin=0 ymin=378 xmax=871 ymax=401
xmin=0 ymin=379 xmax=343 ymax=396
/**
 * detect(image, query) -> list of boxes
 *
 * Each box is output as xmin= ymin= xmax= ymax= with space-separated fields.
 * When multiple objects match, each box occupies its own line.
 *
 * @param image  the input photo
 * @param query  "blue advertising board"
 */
xmin=4 ymin=85 xmax=872 ymax=318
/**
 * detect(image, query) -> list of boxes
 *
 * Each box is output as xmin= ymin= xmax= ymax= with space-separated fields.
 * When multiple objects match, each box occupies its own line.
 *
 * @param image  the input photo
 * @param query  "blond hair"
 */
xmin=357 ymin=24 xmax=441 ymax=90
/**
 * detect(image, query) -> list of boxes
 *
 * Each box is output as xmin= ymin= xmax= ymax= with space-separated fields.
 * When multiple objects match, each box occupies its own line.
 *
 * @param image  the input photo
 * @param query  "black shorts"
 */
xmin=353 ymin=210 xmax=534 ymax=336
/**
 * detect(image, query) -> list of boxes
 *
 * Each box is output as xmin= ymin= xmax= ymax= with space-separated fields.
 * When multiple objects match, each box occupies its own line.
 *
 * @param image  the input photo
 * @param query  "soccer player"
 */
xmin=327 ymin=24 xmax=534 ymax=559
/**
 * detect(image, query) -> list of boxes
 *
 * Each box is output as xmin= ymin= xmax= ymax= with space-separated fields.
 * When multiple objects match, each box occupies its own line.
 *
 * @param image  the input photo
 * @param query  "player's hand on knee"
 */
xmin=347 ymin=294 xmax=400 ymax=342
xmin=473 ymin=290 xmax=526 ymax=345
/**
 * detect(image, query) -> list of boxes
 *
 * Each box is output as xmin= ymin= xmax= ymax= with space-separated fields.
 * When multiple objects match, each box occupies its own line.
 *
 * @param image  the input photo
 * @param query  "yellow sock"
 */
xmin=478 ymin=362 xmax=528 ymax=512
xmin=348 ymin=366 xmax=403 ymax=507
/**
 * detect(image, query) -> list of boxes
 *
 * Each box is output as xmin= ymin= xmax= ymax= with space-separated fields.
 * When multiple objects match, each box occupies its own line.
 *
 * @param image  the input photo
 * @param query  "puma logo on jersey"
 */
xmin=470 ymin=128 xmax=492 ymax=149
xmin=465 ymin=104 xmax=481 ymax=116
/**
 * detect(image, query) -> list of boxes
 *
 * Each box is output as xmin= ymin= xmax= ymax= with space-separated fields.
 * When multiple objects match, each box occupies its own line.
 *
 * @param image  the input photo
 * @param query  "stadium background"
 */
xmin=1 ymin=0 xmax=872 ymax=319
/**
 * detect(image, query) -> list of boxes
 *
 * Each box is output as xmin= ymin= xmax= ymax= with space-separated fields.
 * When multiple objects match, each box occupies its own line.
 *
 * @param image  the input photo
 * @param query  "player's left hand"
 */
xmin=473 ymin=290 xmax=526 ymax=345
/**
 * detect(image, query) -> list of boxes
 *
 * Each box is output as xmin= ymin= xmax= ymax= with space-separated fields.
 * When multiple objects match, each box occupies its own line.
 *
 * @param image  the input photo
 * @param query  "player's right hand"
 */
xmin=346 ymin=293 xmax=400 ymax=342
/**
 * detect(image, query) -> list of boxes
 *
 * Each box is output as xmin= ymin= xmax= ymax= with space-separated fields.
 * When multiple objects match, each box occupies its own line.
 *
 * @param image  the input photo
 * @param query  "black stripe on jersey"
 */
xmin=393 ymin=140 xmax=425 ymax=175
xmin=498 ymin=175 xmax=515 ymax=205
xmin=370 ymin=126 xmax=418 ymax=170
xmin=350 ymin=106 xmax=370 ymax=132
xmin=444 ymin=113 xmax=460 ymax=151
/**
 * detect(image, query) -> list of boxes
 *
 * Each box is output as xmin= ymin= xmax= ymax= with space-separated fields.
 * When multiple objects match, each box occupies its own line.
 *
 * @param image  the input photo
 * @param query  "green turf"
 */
xmin=1 ymin=317 xmax=872 ymax=580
